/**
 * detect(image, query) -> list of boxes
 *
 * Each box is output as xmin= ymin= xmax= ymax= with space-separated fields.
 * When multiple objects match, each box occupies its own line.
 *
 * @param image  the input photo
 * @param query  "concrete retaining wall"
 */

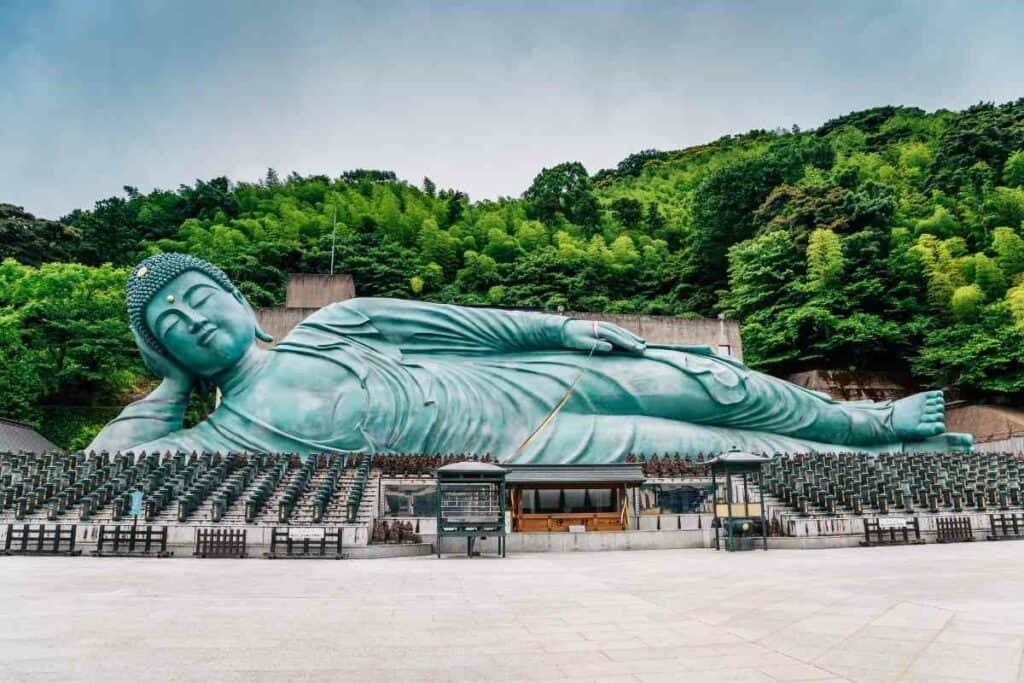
xmin=3 ymin=509 xmax=1006 ymax=558
xmin=637 ymin=513 xmax=714 ymax=531
xmin=256 ymin=306 xmax=743 ymax=360
xmin=776 ymin=510 xmax=999 ymax=538
xmin=435 ymin=528 xmax=712 ymax=555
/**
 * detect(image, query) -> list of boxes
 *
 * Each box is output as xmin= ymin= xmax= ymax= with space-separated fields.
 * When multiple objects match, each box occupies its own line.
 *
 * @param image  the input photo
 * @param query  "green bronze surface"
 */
xmin=88 ymin=254 xmax=973 ymax=461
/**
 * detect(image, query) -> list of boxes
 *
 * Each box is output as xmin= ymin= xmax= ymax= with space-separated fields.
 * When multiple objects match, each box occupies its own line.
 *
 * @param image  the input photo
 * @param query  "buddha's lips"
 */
xmin=197 ymin=324 xmax=218 ymax=346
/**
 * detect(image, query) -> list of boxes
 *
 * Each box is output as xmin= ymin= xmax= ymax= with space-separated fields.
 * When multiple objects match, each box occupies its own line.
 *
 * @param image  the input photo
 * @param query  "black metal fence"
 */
xmin=92 ymin=524 xmax=172 ymax=557
xmin=935 ymin=516 xmax=974 ymax=543
xmin=3 ymin=523 xmax=81 ymax=556
xmin=266 ymin=528 xmax=343 ymax=559
xmin=988 ymin=513 xmax=1024 ymax=541
xmin=861 ymin=517 xmax=923 ymax=546
xmin=193 ymin=528 xmax=247 ymax=558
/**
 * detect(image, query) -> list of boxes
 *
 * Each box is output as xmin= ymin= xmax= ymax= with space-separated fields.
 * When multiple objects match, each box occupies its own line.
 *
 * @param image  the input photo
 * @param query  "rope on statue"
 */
xmin=513 ymin=321 xmax=601 ymax=457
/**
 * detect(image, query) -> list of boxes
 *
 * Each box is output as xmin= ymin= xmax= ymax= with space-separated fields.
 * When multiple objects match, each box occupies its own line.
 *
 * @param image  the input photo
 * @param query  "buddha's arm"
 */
xmin=86 ymin=379 xmax=189 ymax=453
xmin=128 ymin=418 xmax=238 ymax=455
xmin=338 ymin=298 xmax=568 ymax=354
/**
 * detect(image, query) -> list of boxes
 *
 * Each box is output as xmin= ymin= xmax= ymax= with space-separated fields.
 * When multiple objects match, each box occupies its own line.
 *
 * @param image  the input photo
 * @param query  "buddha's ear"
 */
xmin=232 ymin=288 xmax=274 ymax=344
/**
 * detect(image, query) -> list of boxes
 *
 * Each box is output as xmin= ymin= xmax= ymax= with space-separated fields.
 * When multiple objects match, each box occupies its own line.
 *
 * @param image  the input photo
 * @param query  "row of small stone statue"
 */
xmin=372 ymin=519 xmax=423 ymax=544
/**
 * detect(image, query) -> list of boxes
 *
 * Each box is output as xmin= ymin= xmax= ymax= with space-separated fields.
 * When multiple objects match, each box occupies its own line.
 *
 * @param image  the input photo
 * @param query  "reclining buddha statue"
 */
xmin=88 ymin=253 xmax=972 ymax=461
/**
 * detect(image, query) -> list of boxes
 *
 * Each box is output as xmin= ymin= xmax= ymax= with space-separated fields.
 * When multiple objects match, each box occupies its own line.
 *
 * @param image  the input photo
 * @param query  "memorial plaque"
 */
xmin=877 ymin=517 xmax=906 ymax=529
xmin=288 ymin=528 xmax=325 ymax=540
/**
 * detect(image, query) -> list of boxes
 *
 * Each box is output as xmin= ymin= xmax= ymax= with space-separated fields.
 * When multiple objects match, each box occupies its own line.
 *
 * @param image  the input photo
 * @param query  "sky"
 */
xmin=2 ymin=0 xmax=1023 ymax=219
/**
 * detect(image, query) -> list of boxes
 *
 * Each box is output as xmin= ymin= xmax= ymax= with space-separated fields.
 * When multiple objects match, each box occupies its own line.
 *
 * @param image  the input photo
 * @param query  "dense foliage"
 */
xmin=4 ymin=100 xmax=1024 ymax=447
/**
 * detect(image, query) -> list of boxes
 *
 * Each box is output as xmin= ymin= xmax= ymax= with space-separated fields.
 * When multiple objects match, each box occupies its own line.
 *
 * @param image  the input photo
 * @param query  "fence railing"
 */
xmin=987 ymin=513 xmax=1024 ymax=541
xmin=92 ymin=523 xmax=171 ymax=557
xmin=861 ymin=517 xmax=923 ymax=546
xmin=2 ymin=523 xmax=81 ymax=556
xmin=193 ymin=528 xmax=247 ymax=558
xmin=935 ymin=516 xmax=974 ymax=543
xmin=266 ymin=527 xmax=343 ymax=559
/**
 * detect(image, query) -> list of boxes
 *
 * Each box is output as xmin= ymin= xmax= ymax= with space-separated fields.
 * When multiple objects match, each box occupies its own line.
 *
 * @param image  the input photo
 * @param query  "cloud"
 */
xmin=2 ymin=0 xmax=1022 ymax=218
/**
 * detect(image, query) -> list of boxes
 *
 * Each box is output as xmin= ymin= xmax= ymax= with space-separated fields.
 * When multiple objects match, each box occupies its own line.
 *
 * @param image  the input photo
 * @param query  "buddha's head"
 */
xmin=127 ymin=253 xmax=272 ymax=379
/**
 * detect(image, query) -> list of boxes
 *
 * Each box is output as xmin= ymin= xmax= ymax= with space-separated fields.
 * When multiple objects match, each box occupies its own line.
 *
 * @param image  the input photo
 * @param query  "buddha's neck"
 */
xmin=213 ymin=344 xmax=271 ymax=396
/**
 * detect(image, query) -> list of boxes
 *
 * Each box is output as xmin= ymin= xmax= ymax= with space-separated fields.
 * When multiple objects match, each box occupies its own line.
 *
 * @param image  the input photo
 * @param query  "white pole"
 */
xmin=329 ymin=205 xmax=338 ymax=275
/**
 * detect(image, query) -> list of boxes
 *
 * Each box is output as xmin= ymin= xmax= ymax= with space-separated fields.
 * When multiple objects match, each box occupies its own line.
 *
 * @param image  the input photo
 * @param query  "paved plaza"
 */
xmin=1 ymin=544 xmax=1024 ymax=682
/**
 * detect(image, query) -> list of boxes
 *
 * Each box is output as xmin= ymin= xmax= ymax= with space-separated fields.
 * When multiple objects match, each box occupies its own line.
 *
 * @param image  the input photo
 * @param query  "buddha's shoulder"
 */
xmin=293 ymin=300 xmax=371 ymax=328
xmin=261 ymin=349 xmax=363 ymax=388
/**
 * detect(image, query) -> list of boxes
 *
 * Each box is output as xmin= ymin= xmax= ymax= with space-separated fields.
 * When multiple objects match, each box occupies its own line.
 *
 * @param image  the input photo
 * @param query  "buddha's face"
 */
xmin=143 ymin=270 xmax=255 ymax=376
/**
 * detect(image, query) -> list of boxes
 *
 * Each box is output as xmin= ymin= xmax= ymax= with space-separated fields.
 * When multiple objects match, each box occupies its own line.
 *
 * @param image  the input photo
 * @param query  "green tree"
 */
xmin=951 ymin=284 xmax=984 ymax=320
xmin=523 ymin=162 xmax=600 ymax=229
xmin=992 ymin=227 xmax=1024 ymax=280
xmin=1005 ymin=150 xmax=1024 ymax=188
xmin=611 ymin=197 xmax=644 ymax=230
xmin=806 ymin=228 xmax=844 ymax=290
xmin=0 ymin=204 xmax=81 ymax=266
xmin=678 ymin=146 xmax=804 ymax=313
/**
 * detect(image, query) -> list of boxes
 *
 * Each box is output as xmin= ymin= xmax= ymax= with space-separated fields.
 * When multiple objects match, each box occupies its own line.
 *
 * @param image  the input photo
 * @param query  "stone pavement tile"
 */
xmin=600 ymin=645 xmax=719 ymax=662
xmin=898 ymin=676 xmax=1009 ymax=683
xmin=723 ymin=614 xmax=804 ymax=640
xmin=722 ymin=642 xmax=794 ymax=658
xmin=699 ymin=606 xmax=753 ymax=626
xmin=905 ymin=641 xmax=1022 ymax=683
xmin=581 ymin=626 xmax=651 ymax=643
xmin=635 ymin=669 xmax=774 ymax=682
xmin=757 ymin=660 xmax=842 ymax=681
xmin=634 ymin=626 xmax=744 ymax=647
xmin=555 ymin=654 xmax=764 ymax=679
xmin=542 ymin=639 xmax=626 ymax=653
xmin=490 ymin=650 xmax=615 ymax=668
xmin=814 ymin=635 xmax=930 ymax=675
xmin=827 ymin=603 xmax=894 ymax=619
xmin=791 ymin=614 xmax=874 ymax=638
xmin=817 ymin=664 xmax=906 ymax=682
xmin=857 ymin=625 xmax=941 ymax=643
xmin=763 ymin=630 xmax=848 ymax=662
xmin=871 ymin=602 xmax=955 ymax=630
xmin=447 ymin=661 xmax=588 ymax=681
xmin=936 ymin=628 xmax=1024 ymax=650
xmin=949 ymin=617 xmax=1024 ymax=637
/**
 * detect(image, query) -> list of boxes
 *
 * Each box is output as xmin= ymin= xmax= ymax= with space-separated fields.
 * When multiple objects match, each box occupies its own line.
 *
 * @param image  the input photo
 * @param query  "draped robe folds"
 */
xmin=90 ymin=298 xmax=910 ymax=461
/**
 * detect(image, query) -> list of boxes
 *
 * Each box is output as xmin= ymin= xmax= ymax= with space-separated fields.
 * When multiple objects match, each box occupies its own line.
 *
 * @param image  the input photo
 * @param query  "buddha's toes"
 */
xmin=907 ymin=431 xmax=974 ymax=453
xmin=893 ymin=390 xmax=946 ymax=441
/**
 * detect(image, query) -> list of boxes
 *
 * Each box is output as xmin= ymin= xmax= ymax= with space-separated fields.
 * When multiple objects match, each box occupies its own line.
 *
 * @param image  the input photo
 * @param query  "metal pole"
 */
xmin=711 ymin=468 xmax=719 ymax=551
xmin=725 ymin=470 xmax=734 ymax=552
xmin=759 ymin=471 xmax=768 ymax=551
xmin=743 ymin=472 xmax=750 ymax=518
xmin=329 ymin=206 xmax=338 ymax=275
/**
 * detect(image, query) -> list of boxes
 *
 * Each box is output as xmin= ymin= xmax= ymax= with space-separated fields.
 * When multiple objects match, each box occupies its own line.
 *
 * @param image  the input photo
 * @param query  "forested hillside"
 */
xmin=3 ymin=100 xmax=1024 ymax=448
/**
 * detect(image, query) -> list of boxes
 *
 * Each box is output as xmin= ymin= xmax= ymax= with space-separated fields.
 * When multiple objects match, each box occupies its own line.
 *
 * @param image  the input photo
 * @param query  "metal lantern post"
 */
xmin=436 ymin=461 xmax=507 ymax=558
xmin=709 ymin=449 xmax=770 ymax=551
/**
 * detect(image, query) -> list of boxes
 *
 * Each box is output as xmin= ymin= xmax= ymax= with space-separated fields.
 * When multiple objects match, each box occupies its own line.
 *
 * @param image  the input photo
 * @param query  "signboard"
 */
xmin=288 ymin=528 xmax=325 ymax=540
xmin=129 ymin=489 xmax=144 ymax=517
xmin=568 ymin=525 xmax=586 ymax=533
xmin=877 ymin=517 xmax=906 ymax=529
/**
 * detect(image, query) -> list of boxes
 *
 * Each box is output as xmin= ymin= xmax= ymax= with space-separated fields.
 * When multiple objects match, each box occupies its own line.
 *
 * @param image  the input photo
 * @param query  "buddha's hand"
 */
xmin=138 ymin=344 xmax=195 ymax=396
xmin=561 ymin=320 xmax=647 ymax=355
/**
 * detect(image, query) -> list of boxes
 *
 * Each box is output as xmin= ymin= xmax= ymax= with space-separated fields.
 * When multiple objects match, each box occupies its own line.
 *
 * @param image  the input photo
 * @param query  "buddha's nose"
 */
xmin=187 ymin=313 xmax=210 ymax=333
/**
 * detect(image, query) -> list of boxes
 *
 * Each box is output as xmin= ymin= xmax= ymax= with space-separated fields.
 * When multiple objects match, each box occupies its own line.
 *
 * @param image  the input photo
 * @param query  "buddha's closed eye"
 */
xmin=159 ymin=315 xmax=182 ymax=338
xmin=185 ymin=284 xmax=216 ymax=307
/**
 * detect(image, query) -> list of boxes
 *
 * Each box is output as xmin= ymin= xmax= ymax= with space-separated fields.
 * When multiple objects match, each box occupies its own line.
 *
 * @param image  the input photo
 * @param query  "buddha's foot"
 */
xmin=893 ymin=390 xmax=946 ymax=441
xmin=905 ymin=432 xmax=974 ymax=453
